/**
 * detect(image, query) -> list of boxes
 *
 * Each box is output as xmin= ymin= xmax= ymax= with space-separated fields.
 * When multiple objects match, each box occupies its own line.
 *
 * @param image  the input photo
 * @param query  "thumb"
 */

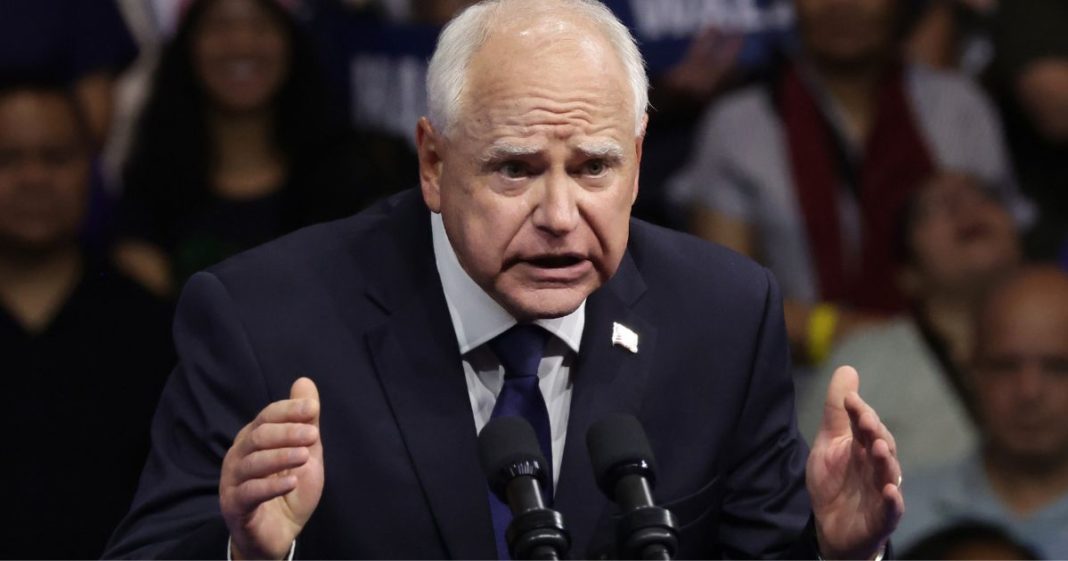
xmin=821 ymin=365 xmax=859 ymax=435
xmin=290 ymin=377 xmax=320 ymax=427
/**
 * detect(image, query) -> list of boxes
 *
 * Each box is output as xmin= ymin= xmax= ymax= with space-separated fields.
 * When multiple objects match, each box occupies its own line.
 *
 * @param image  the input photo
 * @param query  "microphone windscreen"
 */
xmin=478 ymin=416 xmax=549 ymax=491
xmin=586 ymin=413 xmax=658 ymax=490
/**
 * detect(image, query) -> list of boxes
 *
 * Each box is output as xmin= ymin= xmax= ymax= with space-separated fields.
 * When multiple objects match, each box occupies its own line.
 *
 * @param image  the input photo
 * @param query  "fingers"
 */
xmin=252 ymin=378 xmax=320 ymax=428
xmin=231 ymin=473 xmax=300 ymax=513
xmin=233 ymin=409 xmax=320 ymax=458
xmin=820 ymin=365 xmax=860 ymax=434
xmin=871 ymin=438 xmax=902 ymax=494
xmin=884 ymin=481 xmax=906 ymax=524
xmin=220 ymin=377 xmax=325 ymax=556
xmin=844 ymin=391 xmax=898 ymax=456
xmin=223 ymin=378 xmax=323 ymax=488
xmin=229 ymin=378 xmax=321 ymax=458
xmin=289 ymin=377 xmax=320 ymax=427
xmin=254 ymin=394 xmax=319 ymax=426
xmin=860 ymin=426 xmax=906 ymax=532
xmin=881 ymin=459 xmax=906 ymax=534
xmin=290 ymin=378 xmax=323 ymax=455
xmin=237 ymin=442 xmax=314 ymax=480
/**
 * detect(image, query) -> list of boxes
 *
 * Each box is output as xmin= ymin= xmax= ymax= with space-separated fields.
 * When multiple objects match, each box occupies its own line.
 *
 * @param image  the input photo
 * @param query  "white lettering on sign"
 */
xmin=628 ymin=0 xmax=794 ymax=39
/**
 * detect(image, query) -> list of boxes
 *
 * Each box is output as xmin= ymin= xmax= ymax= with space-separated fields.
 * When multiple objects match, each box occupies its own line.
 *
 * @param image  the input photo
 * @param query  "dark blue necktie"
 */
xmin=486 ymin=324 xmax=553 ymax=559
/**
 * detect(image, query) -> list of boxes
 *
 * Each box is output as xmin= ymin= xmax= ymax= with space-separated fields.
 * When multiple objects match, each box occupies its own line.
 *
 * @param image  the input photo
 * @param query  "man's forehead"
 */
xmin=453 ymin=79 xmax=635 ymax=150
xmin=445 ymin=6 xmax=641 ymax=143
xmin=477 ymin=20 xmax=617 ymax=75
xmin=466 ymin=10 xmax=629 ymax=95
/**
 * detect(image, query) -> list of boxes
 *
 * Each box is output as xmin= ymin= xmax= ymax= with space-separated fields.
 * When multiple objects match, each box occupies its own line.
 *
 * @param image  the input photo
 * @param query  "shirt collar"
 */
xmin=430 ymin=212 xmax=585 ymax=355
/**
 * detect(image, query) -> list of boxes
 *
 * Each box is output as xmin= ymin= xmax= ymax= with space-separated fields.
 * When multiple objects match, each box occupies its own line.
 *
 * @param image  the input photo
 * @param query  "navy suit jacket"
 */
xmin=105 ymin=190 xmax=818 ymax=559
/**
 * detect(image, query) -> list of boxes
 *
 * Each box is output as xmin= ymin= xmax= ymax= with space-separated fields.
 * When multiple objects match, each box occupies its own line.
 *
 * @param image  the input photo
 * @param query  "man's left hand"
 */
xmin=807 ymin=366 xmax=905 ymax=560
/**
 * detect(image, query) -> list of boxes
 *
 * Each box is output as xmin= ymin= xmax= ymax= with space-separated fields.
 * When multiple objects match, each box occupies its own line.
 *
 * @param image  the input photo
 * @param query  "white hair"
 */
xmin=426 ymin=0 xmax=649 ymax=137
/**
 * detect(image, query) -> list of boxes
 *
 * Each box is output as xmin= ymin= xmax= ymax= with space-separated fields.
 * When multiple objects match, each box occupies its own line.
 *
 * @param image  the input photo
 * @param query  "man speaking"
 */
xmin=105 ymin=0 xmax=903 ymax=558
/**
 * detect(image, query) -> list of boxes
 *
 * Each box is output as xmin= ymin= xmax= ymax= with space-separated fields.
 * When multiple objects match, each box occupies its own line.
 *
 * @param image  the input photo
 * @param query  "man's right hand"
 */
xmin=220 ymin=378 xmax=324 ymax=560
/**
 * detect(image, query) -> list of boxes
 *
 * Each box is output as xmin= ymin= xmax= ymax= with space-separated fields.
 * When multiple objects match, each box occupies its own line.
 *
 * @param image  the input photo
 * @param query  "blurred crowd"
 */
xmin=1 ymin=0 xmax=1066 ymax=558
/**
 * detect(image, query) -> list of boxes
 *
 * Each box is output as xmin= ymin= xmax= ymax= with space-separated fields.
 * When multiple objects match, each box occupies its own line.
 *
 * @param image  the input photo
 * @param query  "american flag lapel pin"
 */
xmin=611 ymin=322 xmax=639 ymax=354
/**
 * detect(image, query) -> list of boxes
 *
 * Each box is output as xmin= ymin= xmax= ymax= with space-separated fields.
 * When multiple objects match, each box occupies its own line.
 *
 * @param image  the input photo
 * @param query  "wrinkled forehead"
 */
xmin=456 ymin=14 xmax=636 ymax=129
xmin=473 ymin=14 xmax=625 ymax=81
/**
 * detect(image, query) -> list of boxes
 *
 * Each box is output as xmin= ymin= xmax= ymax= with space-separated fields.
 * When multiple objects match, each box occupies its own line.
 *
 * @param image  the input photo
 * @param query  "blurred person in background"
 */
xmin=797 ymin=172 xmax=1021 ymax=475
xmin=988 ymin=0 xmax=1068 ymax=262
xmin=600 ymin=0 xmax=794 ymax=228
xmin=114 ymin=0 xmax=416 ymax=297
xmin=669 ymin=0 xmax=1022 ymax=365
xmin=894 ymin=266 xmax=1068 ymax=558
xmin=0 ymin=0 xmax=140 ymax=250
xmin=0 ymin=0 xmax=138 ymax=148
xmin=0 ymin=79 xmax=173 ymax=559
xmin=900 ymin=520 xmax=1040 ymax=560
xmin=906 ymin=0 xmax=997 ymax=76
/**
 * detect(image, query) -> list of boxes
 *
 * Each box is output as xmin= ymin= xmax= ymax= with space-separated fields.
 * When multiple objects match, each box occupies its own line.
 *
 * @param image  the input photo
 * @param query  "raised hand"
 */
xmin=807 ymin=366 xmax=904 ymax=560
xmin=220 ymin=378 xmax=324 ymax=560
xmin=661 ymin=25 xmax=744 ymax=102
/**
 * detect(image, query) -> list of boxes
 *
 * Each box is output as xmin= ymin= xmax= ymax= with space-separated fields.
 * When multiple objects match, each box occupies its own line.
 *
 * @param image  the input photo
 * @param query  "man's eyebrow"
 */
xmin=576 ymin=141 xmax=624 ymax=160
xmin=479 ymin=142 xmax=542 ymax=163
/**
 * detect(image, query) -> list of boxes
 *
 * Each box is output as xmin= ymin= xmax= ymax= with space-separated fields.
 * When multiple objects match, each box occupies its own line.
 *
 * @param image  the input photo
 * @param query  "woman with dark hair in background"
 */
xmin=115 ymin=0 xmax=415 ymax=296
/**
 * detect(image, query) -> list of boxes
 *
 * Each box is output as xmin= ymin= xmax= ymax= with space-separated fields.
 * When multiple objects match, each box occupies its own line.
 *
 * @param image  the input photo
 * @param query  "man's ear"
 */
xmin=417 ymin=117 xmax=444 ymax=213
xmin=630 ymin=113 xmax=648 ymax=205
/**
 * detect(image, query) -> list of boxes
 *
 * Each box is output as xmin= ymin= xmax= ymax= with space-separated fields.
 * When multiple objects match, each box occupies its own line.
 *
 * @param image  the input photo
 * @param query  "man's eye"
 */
xmin=584 ymin=159 xmax=608 ymax=176
xmin=500 ymin=162 xmax=527 ymax=179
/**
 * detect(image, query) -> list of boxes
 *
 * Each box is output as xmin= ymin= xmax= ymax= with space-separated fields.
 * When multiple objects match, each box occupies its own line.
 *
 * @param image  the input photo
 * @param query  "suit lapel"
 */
xmin=554 ymin=252 xmax=659 ymax=558
xmin=362 ymin=196 xmax=497 ymax=560
xmin=356 ymin=196 xmax=657 ymax=559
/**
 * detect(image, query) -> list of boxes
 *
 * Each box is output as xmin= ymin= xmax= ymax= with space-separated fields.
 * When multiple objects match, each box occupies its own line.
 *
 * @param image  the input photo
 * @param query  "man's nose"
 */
xmin=532 ymin=171 xmax=580 ymax=236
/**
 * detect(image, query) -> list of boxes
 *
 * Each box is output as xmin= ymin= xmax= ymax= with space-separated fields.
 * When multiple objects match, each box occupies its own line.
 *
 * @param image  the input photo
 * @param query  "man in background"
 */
xmin=0 ymin=80 xmax=173 ymax=558
xmin=797 ymin=172 xmax=1021 ymax=475
xmin=895 ymin=266 xmax=1068 ymax=558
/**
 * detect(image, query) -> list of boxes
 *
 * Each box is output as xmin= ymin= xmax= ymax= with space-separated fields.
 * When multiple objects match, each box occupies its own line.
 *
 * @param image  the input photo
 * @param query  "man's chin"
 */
xmin=495 ymin=286 xmax=591 ymax=321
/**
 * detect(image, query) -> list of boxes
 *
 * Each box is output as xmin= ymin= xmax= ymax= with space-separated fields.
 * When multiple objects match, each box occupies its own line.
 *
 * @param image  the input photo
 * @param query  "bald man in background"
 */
xmin=896 ymin=266 xmax=1068 ymax=558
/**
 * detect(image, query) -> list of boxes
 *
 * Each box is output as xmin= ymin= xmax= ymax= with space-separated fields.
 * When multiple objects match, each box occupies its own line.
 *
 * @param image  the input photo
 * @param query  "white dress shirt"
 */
xmin=431 ymin=212 xmax=584 ymax=488
xmin=228 ymin=213 xmax=586 ymax=559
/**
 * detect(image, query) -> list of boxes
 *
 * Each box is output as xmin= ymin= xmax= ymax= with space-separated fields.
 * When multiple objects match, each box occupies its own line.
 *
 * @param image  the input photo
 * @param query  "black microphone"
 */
xmin=478 ymin=416 xmax=571 ymax=560
xmin=587 ymin=414 xmax=678 ymax=560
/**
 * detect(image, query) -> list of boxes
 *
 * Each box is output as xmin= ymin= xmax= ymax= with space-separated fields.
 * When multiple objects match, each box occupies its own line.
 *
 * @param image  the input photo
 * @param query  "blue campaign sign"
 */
xmin=603 ymin=0 xmax=795 ymax=75
xmin=324 ymin=0 xmax=796 ymax=139
xmin=340 ymin=18 xmax=440 ymax=143
xmin=308 ymin=7 xmax=441 ymax=144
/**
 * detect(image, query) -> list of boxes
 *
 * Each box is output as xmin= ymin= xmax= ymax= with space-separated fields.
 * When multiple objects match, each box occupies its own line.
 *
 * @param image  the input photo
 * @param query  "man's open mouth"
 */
xmin=527 ymin=255 xmax=585 ymax=269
